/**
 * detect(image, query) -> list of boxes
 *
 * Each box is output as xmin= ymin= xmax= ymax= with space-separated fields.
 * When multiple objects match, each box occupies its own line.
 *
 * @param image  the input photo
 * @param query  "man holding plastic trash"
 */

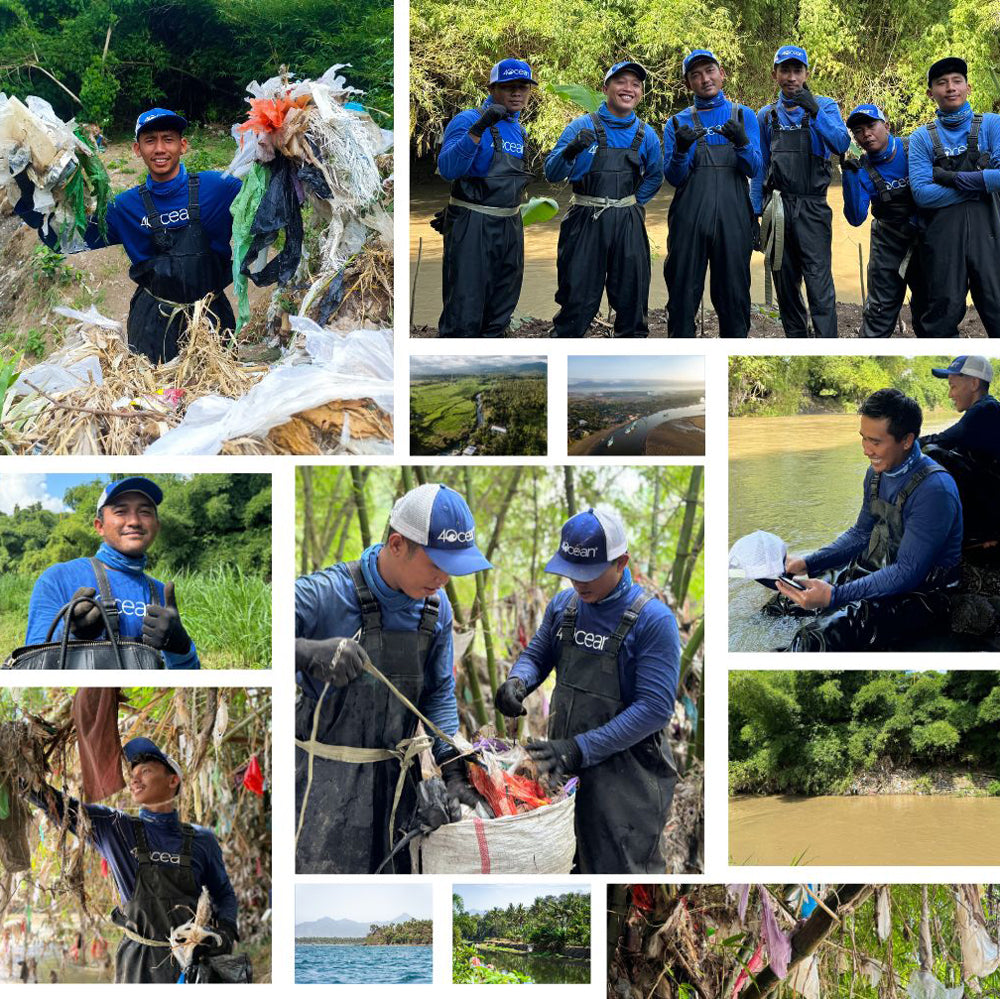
xmin=24 ymin=476 xmax=200 ymax=669
xmin=26 ymin=731 xmax=238 ymax=983
xmin=294 ymin=483 xmax=488 ymax=874
xmin=494 ymin=508 xmax=680 ymax=874
xmin=544 ymin=61 xmax=663 ymax=338
xmin=14 ymin=107 xmax=241 ymax=363
xmin=772 ymin=389 xmax=963 ymax=650
xmin=435 ymin=59 xmax=537 ymax=337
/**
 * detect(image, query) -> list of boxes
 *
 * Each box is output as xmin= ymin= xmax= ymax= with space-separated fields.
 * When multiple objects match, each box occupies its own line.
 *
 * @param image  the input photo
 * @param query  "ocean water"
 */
xmin=295 ymin=944 xmax=433 ymax=984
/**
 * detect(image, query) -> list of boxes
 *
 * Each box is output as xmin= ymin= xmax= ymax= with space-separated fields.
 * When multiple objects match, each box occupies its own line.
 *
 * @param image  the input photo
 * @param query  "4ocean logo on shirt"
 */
xmin=130 ymin=846 xmax=182 ymax=864
xmin=140 ymin=208 xmax=190 ymax=229
xmin=574 ymin=628 xmax=610 ymax=650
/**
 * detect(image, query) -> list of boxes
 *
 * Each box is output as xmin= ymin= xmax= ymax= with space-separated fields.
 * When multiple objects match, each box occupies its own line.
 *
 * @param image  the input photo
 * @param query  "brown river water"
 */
xmin=409 ymin=178 xmax=872 ymax=326
xmin=730 ymin=794 xmax=1000 ymax=865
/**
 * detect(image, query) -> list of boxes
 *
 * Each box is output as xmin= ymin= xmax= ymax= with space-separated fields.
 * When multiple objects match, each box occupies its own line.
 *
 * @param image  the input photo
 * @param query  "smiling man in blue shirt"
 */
xmin=545 ymin=60 xmax=663 ymax=338
xmin=25 ymin=476 xmax=199 ymax=669
xmin=295 ymin=483 xmax=489 ymax=874
xmin=494 ymin=507 xmax=680 ymax=874
xmin=15 ymin=108 xmax=241 ymax=362
xmin=28 ymin=736 xmax=237 ymax=982
xmin=776 ymin=388 xmax=963 ymax=651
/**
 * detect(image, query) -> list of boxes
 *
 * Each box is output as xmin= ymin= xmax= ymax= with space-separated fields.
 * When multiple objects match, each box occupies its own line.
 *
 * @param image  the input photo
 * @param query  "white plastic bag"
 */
xmin=787 ymin=955 xmax=820 ymax=999
xmin=52 ymin=304 xmax=123 ymax=331
xmin=906 ymin=970 xmax=964 ymax=999
xmin=12 ymin=355 xmax=102 ymax=397
xmin=955 ymin=887 xmax=1000 ymax=978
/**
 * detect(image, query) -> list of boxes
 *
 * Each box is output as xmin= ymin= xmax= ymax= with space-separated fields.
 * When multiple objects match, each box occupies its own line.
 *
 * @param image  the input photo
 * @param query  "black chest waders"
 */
xmin=437 ymin=124 xmax=534 ymax=337
xmin=665 ymin=103 xmax=753 ymax=338
xmin=760 ymin=107 xmax=838 ymax=337
xmin=859 ymin=138 xmax=928 ymax=337
xmin=111 ymin=818 xmax=199 ymax=983
xmin=548 ymin=592 xmax=676 ymax=873
xmin=784 ymin=462 xmax=961 ymax=652
xmin=294 ymin=560 xmax=439 ymax=873
xmin=128 ymin=174 xmax=236 ymax=363
xmin=919 ymin=115 xmax=1000 ymax=337
xmin=922 ymin=441 xmax=1000 ymax=547
xmin=552 ymin=114 xmax=650 ymax=338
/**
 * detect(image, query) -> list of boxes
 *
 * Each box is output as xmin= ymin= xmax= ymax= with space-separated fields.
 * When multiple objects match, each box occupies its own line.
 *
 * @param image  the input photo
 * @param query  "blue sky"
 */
xmin=568 ymin=355 xmax=704 ymax=384
xmin=0 ymin=473 xmax=109 ymax=514
xmin=455 ymin=884 xmax=587 ymax=911
xmin=295 ymin=884 xmax=432 ymax=922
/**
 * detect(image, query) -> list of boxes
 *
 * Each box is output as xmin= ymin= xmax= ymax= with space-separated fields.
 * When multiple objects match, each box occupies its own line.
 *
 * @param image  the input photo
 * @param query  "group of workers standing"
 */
xmin=434 ymin=51 xmax=1000 ymax=339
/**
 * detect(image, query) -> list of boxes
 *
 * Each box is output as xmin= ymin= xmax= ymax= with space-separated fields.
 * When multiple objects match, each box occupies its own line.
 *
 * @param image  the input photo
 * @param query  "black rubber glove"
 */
xmin=933 ymin=166 xmax=958 ymax=187
xmin=440 ymin=757 xmax=487 ymax=811
xmin=294 ymin=637 xmax=369 ymax=686
xmin=563 ymin=128 xmax=596 ymax=160
xmin=674 ymin=123 xmax=705 ymax=155
xmin=140 ymin=582 xmax=191 ymax=654
xmin=494 ymin=676 xmax=527 ymax=717
xmin=717 ymin=117 xmax=749 ymax=148
xmin=751 ymin=216 xmax=762 ymax=253
xmin=526 ymin=738 xmax=583 ymax=777
xmin=67 ymin=587 xmax=104 ymax=640
xmin=468 ymin=104 xmax=508 ymax=138
xmin=841 ymin=156 xmax=861 ymax=173
xmin=788 ymin=86 xmax=819 ymax=116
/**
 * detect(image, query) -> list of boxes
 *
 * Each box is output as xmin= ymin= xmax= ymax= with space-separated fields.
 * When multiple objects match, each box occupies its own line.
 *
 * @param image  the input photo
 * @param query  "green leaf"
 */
xmin=545 ymin=82 xmax=603 ymax=114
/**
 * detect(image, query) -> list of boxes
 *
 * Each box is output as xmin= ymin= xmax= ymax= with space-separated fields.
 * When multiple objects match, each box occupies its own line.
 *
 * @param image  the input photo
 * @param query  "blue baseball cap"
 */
xmin=931 ymin=355 xmax=993 ymax=381
xmin=124 ymin=737 xmax=183 ymax=788
xmin=96 ymin=476 xmax=163 ymax=515
xmin=846 ymin=104 xmax=887 ymax=128
xmin=389 ymin=483 xmax=492 ymax=575
xmin=604 ymin=60 xmax=648 ymax=84
xmin=545 ymin=508 xmax=628 ymax=582
xmin=135 ymin=108 xmax=188 ymax=140
xmin=489 ymin=59 xmax=537 ymax=86
xmin=683 ymin=49 xmax=720 ymax=76
xmin=774 ymin=45 xmax=809 ymax=67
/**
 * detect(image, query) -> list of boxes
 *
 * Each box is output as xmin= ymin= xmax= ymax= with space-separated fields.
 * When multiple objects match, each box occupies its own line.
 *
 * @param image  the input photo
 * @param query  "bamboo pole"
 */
xmin=350 ymin=466 xmax=371 ymax=548
xmin=647 ymin=468 xmax=661 ymax=578
xmin=678 ymin=618 xmax=704 ymax=687
xmin=300 ymin=468 xmax=313 ymax=575
xmin=564 ymin=466 xmax=576 ymax=518
xmin=677 ymin=518 xmax=704 ymax=607
xmin=671 ymin=468 xmax=703 ymax=603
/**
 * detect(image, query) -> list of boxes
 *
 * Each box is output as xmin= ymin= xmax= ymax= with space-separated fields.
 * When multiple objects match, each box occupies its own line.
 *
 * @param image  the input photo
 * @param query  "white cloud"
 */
xmin=0 ymin=475 xmax=68 ymax=514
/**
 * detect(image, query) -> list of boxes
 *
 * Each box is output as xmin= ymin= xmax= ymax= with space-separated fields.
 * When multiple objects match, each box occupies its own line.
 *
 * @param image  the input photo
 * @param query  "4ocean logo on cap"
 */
xmin=437 ymin=527 xmax=475 ymax=543
xmin=562 ymin=540 xmax=599 ymax=558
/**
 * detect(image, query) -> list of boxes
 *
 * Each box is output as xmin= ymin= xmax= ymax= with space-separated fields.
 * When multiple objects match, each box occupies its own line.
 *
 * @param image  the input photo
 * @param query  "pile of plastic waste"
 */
xmin=0 ymin=93 xmax=111 ymax=250
xmin=225 ymin=64 xmax=393 ymax=331
xmin=460 ymin=738 xmax=578 ymax=820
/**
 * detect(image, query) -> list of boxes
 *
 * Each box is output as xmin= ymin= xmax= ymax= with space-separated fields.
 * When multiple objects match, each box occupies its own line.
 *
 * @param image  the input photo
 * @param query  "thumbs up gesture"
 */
xmin=141 ymin=582 xmax=191 ymax=654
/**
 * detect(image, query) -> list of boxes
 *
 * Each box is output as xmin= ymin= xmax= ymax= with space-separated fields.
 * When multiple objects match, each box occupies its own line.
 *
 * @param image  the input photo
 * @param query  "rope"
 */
xmin=760 ymin=192 xmax=785 ymax=308
xmin=294 ymin=681 xmax=333 ymax=853
xmin=118 ymin=925 xmax=171 ymax=948
xmin=569 ymin=193 xmax=637 ymax=219
xmin=447 ymin=197 xmax=521 ymax=217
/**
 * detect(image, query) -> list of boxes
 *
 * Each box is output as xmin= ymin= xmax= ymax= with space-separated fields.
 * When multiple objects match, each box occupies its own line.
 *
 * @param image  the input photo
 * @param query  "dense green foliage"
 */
xmin=298 ymin=919 xmax=433 ymax=946
xmin=411 ymin=0 xmax=1000 ymax=159
xmin=410 ymin=375 xmax=547 ymax=456
xmin=0 ymin=0 xmax=392 ymax=131
xmin=730 ymin=671 xmax=1000 ymax=795
xmin=453 ymin=944 xmax=533 ymax=983
xmin=453 ymin=892 xmax=590 ymax=952
xmin=727 ymin=355 xmax=984 ymax=416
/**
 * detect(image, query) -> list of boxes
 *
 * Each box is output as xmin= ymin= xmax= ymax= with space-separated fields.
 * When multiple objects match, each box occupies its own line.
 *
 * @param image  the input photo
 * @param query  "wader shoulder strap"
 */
xmin=629 ymin=120 xmax=646 ymax=152
xmin=558 ymin=594 xmax=580 ymax=647
xmin=894 ymin=463 xmax=945 ymax=510
xmin=590 ymin=113 xmax=607 ymax=147
xmin=417 ymin=593 xmax=440 ymax=636
xmin=488 ymin=125 xmax=503 ymax=162
xmin=178 ymin=822 xmax=195 ymax=867
xmin=138 ymin=184 xmax=171 ymax=252
xmin=902 ymin=136 xmax=910 ymax=155
xmin=605 ymin=590 xmax=654 ymax=658
xmin=927 ymin=122 xmax=945 ymax=160
xmin=88 ymin=558 xmax=120 ymax=638
xmin=861 ymin=155 xmax=892 ymax=202
xmin=867 ymin=471 xmax=882 ymax=509
xmin=131 ymin=817 xmax=152 ymax=861
xmin=969 ymin=114 xmax=983 ymax=156
xmin=732 ymin=102 xmax=742 ymax=124
xmin=345 ymin=559 xmax=382 ymax=634
xmin=186 ymin=173 xmax=201 ymax=222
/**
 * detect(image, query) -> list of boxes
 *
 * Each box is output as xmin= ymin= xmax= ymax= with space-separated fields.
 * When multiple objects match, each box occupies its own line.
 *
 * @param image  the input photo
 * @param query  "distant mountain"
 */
xmin=412 ymin=358 xmax=546 ymax=378
xmin=295 ymin=913 xmax=416 ymax=938
xmin=569 ymin=379 xmax=700 ymax=393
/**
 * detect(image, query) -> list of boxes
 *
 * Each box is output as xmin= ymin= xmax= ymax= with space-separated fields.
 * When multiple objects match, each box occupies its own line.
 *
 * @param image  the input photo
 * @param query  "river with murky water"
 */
xmin=410 ymin=178 xmax=872 ymax=326
xmin=474 ymin=947 xmax=590 ymax=984
xmin=728 ymin=411 xmax=954 ymax=651
xmin=730 ymin=794 xmax=1000 ymax=865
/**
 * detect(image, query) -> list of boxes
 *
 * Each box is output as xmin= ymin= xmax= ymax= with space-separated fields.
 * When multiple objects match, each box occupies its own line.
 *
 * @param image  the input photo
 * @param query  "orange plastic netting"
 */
xmin=468 ymin=764 xmax=551 ymax=817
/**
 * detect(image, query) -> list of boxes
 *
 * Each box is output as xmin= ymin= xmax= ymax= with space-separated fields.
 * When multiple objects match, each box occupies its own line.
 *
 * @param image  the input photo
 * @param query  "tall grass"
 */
xmin=0 ymin=569 xmax=270 ymax=670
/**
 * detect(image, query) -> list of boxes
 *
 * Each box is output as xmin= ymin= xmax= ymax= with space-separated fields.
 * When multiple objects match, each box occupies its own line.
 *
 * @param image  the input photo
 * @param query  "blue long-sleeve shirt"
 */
xmin=437 ymin=97 xmax=526 ymax=181
xmin=842 ymin=134 xmax=917 ymax=227
xmin=750 ymin=94 xmax=851 ymax=213
xmin=295 ymin=543 xmax=459 ymax=763
xmin=662 ymin=92 xmax=761 ymax=188
xmin=15 ymin=163 xmax=241 ymax=265
xmin=544 ymin=103 xmax=663 ymax=204
xmin=27 ymin=787 xmax=237 ymax=925
xmin=509 ymin=567 xmax=680 ymax=768
xmin=803 ymin=442 xmax=963 ymax=608
xmin=908 ymin=103 xmax=1000 ymax=209
xmin=921 ymin=394 xmax=1000 ymax=459
xmin=25 ymin=542 xmax=200 ymax=669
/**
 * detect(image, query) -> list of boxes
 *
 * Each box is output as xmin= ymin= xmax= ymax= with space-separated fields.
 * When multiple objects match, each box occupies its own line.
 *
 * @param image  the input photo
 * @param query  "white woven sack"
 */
xmin=413 ymin=795 xmax=576 ymax=874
